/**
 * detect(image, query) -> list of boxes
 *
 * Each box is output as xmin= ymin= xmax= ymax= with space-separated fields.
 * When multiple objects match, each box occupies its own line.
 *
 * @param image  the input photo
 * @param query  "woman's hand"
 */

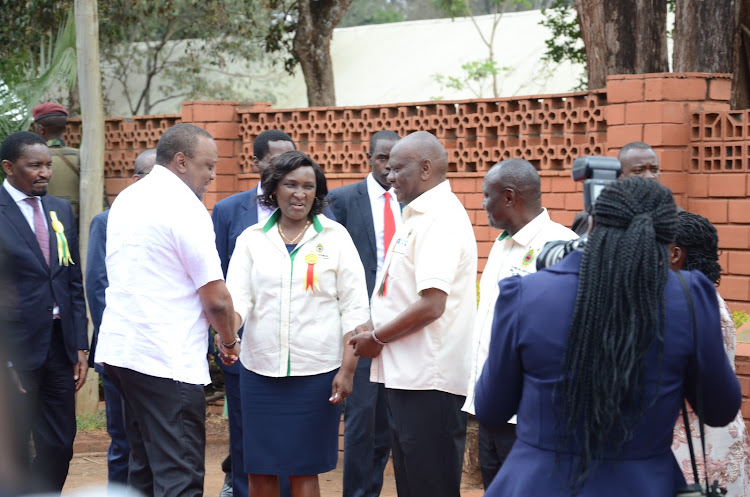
xmin=329 ymin=368 xmax=354 ymax=405
xmin=214 ymin=334 xmax=241 ymax=366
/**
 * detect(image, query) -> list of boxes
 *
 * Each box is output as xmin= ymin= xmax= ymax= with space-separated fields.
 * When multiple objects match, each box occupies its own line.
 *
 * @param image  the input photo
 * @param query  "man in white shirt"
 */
xmin=463 ymin=158 xmax=577 ymax=489
xmin=328 ymin=129 xmax=401 ymax=497
xmin=95 ymin=123 xmax=240 ymax=497
xmin=349 ymin=131 xmax=477 ymax=497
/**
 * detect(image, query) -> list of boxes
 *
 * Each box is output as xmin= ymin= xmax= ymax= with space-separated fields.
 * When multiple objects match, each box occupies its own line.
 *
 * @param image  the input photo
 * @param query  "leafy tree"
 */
xmin=256 ymin=0 xmax=353 ymax=107
xmin=0 ymin=9 xmax=77 ymax=137
xmin=539 ymin=0 xmax=585 ymax=89
xmin=432 ymin=0 xmax=530 ymax=98
xmin=432 ymin=59 xmax=513 ymax=99
xmin=0 ymin=0 xmax=73 ymax=88
xmin=340 ymin=0 xmax=405 ymax=27
xmin=98 ymin=0 xmax=273 ymax=115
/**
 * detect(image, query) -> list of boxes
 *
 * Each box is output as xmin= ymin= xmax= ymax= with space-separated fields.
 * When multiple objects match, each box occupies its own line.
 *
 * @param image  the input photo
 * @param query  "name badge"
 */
xmin=392 ymin=237 xmax=409 ymax=254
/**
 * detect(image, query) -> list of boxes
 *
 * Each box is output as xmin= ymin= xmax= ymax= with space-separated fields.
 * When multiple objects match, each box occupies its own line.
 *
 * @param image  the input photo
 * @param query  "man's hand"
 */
xmin=214 ymin=334 xmax=240 ymax=366
xmin=348 ymin=332 xmax=383 ymax=359
xmin=74 ymin=350 xmax=88 ymax=392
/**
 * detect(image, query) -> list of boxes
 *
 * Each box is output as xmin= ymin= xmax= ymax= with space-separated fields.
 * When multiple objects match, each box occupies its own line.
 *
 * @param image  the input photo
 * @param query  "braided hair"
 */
xmin=557 ymin=177 xmax=677 ymax=492
xmin=675 ymin=211 xmax=722 ymax=285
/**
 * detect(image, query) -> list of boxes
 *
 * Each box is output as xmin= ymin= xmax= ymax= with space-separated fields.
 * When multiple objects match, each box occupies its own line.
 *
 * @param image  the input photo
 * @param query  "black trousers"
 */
xmin=18 ymin=321 xmax=76 ymax=493
xmin=478 ymin=422 xmax=517 ymax=490
xmin=105 ymin=365 xmax=206 ymax=497
xmin=385 ymin=388 xmax=468 ymax=497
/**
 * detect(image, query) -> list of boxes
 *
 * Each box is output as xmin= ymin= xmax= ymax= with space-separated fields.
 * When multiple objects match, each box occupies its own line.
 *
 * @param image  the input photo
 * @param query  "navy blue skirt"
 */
xmin=239 ymin=367 xmax=341 ymax=475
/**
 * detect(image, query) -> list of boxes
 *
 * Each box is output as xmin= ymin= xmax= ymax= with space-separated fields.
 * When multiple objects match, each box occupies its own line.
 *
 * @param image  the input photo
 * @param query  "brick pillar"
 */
xmin=605 ymin=73 xmax=732 ymax=208
xmin=181 ymin=101 xmax=245 ymax=211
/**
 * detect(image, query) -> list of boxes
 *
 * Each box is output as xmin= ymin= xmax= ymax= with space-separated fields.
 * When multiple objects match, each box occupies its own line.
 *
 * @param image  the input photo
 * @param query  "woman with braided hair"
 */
xmin=475 ymin=177 xmax=741 ymax=496
xmin=670 ymin=211 xmax=750 ymax=496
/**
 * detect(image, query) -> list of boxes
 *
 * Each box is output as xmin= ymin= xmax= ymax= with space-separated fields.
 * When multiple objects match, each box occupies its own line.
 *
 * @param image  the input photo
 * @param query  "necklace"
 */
xmin=278 ymin=220 xmax=310 ymax=244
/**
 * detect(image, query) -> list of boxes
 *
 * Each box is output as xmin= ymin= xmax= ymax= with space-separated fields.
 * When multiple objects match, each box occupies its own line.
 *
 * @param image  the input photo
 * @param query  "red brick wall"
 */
xmin=65 ymin=73 xmax=747 ymax=288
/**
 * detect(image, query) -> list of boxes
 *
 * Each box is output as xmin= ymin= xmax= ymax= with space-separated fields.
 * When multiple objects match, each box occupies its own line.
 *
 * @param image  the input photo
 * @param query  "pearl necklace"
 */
xmin=278 ymin=220 xmax=311 ymax=244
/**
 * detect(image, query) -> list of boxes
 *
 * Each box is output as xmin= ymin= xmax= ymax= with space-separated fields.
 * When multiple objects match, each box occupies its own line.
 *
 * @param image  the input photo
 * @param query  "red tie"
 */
xmin=383 ymin=192 xmax=395 ymax=256
xmin=25 ymin=197 xmax=50 ymax=267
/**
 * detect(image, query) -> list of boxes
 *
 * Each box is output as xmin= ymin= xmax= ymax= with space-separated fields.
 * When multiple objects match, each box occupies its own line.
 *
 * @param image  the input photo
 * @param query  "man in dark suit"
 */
xmin=328 ymin=129 xmax=401 ymax=497
xmin=0 ymin=131 xmax=88 ymax=492
xmin=86 ymin=148 xmax=156 ymax=485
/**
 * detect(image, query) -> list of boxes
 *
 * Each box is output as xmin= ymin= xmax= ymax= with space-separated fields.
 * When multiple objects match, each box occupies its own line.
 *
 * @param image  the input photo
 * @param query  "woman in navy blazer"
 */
xmin=475 ymin=177 xmax=742 ymax=496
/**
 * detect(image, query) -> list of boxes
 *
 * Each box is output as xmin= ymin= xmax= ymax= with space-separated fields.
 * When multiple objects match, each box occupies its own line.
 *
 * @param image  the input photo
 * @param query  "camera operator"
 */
xmin=474 ymin=177 xmax=741 ymax=496
xmin=571 ymin=141 xmax=660 ymax=236
xmin=462 ymin=159 xmax=576 ymax=490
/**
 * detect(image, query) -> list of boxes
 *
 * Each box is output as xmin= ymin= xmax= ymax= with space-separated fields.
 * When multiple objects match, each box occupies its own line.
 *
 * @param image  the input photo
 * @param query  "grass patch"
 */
xmin=76 ymin=409 xmax=107 ymax=432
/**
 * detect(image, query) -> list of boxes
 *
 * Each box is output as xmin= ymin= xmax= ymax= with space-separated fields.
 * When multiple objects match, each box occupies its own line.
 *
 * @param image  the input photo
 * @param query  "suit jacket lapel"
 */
xmin=0 ymin=188 xmax=50 ymax=271
xmin=356 ymin=181 xmax=377 ymax=258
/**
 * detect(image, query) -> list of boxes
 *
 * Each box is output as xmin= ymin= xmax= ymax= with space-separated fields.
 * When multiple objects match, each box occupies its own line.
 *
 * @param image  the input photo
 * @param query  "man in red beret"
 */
xmin=32 ymin=102 xmax=80 ymax=226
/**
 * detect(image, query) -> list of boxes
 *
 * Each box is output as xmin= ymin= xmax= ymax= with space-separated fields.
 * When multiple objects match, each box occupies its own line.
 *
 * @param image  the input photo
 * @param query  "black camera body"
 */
xmin=572 ymin=156 xmax=621 ymax=213
xmin=536 ymin=156 xmax=621 ymax=271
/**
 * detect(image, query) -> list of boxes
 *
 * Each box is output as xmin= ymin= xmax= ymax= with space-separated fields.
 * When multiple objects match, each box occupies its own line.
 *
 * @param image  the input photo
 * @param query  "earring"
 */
xmin=270 ymin=193 xmax=276 ymax=202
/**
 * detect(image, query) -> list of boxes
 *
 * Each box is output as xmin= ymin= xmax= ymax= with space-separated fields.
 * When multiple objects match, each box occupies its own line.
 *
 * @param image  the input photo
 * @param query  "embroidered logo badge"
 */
xmin=522 ymin=248 xmax=534 ymax=267
xmin=316 ymin=243 xmax=323 ymax=253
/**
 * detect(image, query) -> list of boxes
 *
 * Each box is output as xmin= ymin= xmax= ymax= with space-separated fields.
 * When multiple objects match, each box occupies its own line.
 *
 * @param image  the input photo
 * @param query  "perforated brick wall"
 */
xmin=67 ymin=73 xmax=746 ymax=308
xmin=64 ymin=115 xmax=181 ymax=204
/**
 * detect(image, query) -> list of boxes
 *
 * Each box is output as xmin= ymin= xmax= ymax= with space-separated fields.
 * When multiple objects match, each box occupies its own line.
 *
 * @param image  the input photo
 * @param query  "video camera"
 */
xmin=536 ymin=156 xmax=621 ymax=270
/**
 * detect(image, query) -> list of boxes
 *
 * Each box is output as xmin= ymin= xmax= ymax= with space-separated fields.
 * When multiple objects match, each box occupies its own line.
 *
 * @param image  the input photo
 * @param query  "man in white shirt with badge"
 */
xmin=349 ymin=131 xmax=477 ymax=497
xmin=463 ymin=158 xmax=577 ymax=490
xmin=95 ymin=123 xmax=240 ymax=497
xmin=328 ymin=129 xmax=402 ymax=497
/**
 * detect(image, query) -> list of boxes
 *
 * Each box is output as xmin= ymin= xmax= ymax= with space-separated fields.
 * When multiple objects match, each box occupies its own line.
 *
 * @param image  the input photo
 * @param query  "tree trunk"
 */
xmin=673 ymin=0 xmax=741 ymax=73
xmin=574 ymin=0 xmax=669 ymax=89
xmin=293 ymin=0 xmax=353 ymax=107
xmin=75 ymin=0 xmax=105 ymax=415
xmin=731 ymin=1 xmax=750 ymax=109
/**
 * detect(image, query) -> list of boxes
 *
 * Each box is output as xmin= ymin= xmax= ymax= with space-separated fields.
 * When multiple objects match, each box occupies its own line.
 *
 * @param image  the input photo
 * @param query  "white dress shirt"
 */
xmin=3 ymin=179 xmax=49 ymax=232
xmin=95 ymin=165 xmax=224 ymax=385
xmin=369 ymin=180 xmax=477 ymax=396
xmin=463 ymin=209 xmax=577 ymax=415
xmin=365 ymin=173 xmax=402 ymax=281
xmin=255 ymin=182 xmax=275 ymax=227
xmin=227 ymin=212 xmax=370 ymax=377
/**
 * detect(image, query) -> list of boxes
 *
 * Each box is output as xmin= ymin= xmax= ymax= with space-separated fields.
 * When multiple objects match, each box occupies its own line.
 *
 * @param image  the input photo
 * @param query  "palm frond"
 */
xmin=0 ymin=9 xmax=77 ymax=135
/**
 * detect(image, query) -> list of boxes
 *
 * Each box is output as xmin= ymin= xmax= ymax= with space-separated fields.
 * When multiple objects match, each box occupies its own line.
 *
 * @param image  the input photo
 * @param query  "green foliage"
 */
xmin=76 ymin=409 xmax=107 ymax=432
xmin=539 ymin=0 xmax=586 ymax=90
xmin=735 ymin=310 xmax=750 ymax=330
xmin=0 ymin=0 xmax=73 ymax=87
xmin=99 ymin=0 xmax=273 ymax=114
xmin=340 ymin=0 xmax=405 ymax=27
xmin=432 ymin=59 xmax=511 ymax=99
xmin=0 ymin=9 xmax=77 ymax=138
xmin=431 ymin=0 xmax=536 ymax=18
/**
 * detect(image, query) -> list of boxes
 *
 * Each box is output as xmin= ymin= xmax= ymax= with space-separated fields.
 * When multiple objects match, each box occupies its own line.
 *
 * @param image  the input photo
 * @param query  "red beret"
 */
xmin=32 ymin=102 xmax=68 ymax=122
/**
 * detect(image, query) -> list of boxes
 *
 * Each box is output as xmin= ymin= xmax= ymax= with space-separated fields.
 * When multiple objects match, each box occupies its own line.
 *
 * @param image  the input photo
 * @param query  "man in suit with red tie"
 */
xmin=0 ymin=131 xmax=88 ymax=493
xmin=328 ymin=129 xmax=401 ymax=497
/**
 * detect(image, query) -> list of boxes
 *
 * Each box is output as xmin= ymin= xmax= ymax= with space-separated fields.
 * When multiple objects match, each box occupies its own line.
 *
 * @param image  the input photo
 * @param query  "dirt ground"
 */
xmin=64 ymin=406 xmax=484 ymax=497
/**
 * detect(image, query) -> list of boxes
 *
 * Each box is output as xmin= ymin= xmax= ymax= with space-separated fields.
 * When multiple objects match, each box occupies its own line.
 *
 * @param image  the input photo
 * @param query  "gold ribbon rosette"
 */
xmin=49 ymin=211 xmax=74 ymax=266
xmin=304 ymin=253 xmax=319 ymax=292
